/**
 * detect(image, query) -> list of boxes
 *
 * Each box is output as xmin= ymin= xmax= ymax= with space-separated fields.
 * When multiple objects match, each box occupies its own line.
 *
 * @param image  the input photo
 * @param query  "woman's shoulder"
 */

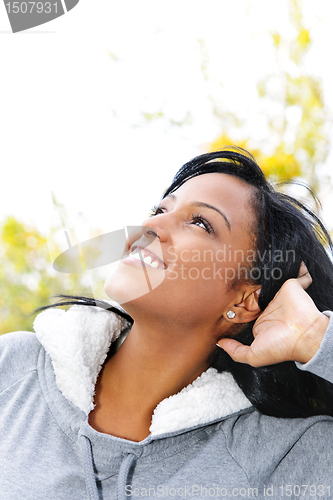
xmin=222 ymin=406 xmax=333 ymax=445
xmin=0 ymin=330 xmax=42 ymax=356
xmin=0 ymin=331 xmax=43 ymax=393
xmin=217 ymin=407 xmax=333 ymax=486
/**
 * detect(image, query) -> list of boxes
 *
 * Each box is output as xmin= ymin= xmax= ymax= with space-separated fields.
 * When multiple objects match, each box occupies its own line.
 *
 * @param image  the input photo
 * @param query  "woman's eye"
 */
xmin=191 ymin=214 xmax=214 ymax=234
xmin=149 ymin=207 xmax=214 ymax=234
xmin=150 ymin=206 xmax=165 ymax=217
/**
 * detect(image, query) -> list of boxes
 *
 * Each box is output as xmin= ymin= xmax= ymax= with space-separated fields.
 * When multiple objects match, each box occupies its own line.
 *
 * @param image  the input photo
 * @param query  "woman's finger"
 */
xmin=216 ymin=338 xmax=258 ymax=366
xmin=297 ymin=261 xmax=312 ymax=290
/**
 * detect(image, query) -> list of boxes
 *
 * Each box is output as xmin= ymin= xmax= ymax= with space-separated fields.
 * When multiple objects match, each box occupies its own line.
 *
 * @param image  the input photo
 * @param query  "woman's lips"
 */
xmin=123 ymin=246 xmax=166 ymax=270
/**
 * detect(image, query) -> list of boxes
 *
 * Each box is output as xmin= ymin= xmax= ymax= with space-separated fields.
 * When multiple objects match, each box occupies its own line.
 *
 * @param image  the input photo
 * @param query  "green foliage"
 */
xmin=209 ymin=0 xmax=332 ymax=188
xmin=0 ymin=216 xmax=92 ymax=335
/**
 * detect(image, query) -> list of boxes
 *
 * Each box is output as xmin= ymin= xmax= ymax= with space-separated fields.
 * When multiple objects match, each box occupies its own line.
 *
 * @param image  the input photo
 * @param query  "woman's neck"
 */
xmin=88 ymin=319 xmax=217 ymax=442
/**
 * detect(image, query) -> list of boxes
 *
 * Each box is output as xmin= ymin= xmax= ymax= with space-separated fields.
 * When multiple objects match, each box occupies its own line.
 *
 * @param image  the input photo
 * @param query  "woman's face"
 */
xmin=104 ymin=173 xmax=257 ymax=332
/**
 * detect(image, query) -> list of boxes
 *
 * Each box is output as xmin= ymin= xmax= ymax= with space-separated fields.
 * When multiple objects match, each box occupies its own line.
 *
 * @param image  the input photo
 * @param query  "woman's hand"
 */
xmin=217 ymin=263 xmax=330 ymax=367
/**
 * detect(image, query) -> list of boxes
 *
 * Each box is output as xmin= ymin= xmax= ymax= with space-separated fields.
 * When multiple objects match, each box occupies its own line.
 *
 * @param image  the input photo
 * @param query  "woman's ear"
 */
xmin=228 ymin=287 xmax=261 ymax=323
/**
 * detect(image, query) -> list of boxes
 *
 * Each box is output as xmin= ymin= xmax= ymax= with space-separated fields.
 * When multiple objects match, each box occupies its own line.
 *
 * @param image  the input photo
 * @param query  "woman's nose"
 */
xmin=141 ymin=215 xmax=169 ymax=242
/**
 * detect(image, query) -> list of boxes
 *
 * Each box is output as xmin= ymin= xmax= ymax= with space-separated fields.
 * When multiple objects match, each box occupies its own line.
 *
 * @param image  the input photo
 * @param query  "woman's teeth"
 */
xmin=130 ymin=250 xmax=162 ymax=269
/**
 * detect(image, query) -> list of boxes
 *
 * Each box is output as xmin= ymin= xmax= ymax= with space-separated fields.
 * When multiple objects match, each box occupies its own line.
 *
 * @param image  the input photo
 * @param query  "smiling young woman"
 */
xmin=1 ymin=149 xmax=333 ymax=500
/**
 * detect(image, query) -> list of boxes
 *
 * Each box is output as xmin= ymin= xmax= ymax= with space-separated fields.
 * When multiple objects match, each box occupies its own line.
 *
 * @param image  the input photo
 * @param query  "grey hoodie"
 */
xmin=1 ymin=305 xmax=333 ymax=500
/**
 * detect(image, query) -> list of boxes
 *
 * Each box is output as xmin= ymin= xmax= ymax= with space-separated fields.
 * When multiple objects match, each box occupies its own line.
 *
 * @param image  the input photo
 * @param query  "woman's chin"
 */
xmin=104 ymin=259 xmax=165 ymax=306
xmin=104 ymin=278 xmax=151 ymax=306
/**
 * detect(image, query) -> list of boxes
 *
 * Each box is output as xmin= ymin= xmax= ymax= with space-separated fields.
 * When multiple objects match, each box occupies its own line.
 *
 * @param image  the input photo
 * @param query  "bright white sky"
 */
xmin=1 ymin=0 xmax=333 ymax=256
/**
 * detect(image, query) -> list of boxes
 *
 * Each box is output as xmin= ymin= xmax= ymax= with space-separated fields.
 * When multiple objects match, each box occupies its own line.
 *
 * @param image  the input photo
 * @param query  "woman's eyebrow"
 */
xmin=163 ymin=194 xmax=231 ymax=231
xmin=192 ymin=202 xmax=231 ymax=231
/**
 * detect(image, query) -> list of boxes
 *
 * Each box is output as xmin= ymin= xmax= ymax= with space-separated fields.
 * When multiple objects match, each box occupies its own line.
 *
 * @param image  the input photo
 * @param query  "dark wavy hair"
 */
xmin=34 ymin=148 xmax=333 ymax=418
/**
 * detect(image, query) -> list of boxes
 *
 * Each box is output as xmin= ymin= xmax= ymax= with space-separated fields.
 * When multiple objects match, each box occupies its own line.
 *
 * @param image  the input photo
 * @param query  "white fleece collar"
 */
xmin=33 ymin=306 xmax=252 ymax=437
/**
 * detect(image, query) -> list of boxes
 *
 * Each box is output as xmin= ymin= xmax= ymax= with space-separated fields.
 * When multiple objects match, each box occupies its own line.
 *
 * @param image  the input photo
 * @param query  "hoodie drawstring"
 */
xmin=80 ymin=435 xmax=100 ymax=500
xmin=80 ymin=434 xmax=138 ymax=500
xmin=116 ymin=453 xmax=137 ymax=500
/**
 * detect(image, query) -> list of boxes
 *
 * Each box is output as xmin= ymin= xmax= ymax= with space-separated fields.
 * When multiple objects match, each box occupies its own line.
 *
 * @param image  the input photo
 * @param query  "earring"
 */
xmin=227 ymin=310 xmax=236 ymax=319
